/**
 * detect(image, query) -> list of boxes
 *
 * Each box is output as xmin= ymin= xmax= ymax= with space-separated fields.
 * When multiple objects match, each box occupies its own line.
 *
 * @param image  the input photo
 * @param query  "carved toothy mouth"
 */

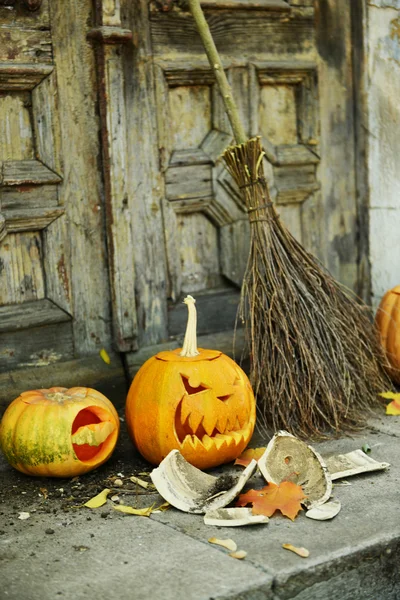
xmin=174 ymin=396 xmax=253 ymax=455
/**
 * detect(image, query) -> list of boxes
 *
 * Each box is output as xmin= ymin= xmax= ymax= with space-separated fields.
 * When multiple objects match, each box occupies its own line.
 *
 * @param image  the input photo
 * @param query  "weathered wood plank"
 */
xmin=199 ymin=0 xmax=290 ymax=8
xmin=150 ymin=11 xmax=315 ymax=61
xmin=279 ymin=203 xmax=302 ymax=241
xmin=275 ymin=144 xmax=319 ymax=165
xmin=91 ymin=3 xmax=138 ymax=352
xmin=0 ymin=232 xmax=45 ymax=305
xmin=32 ymin=69 xmax=63 ymax=174
xmin=220 ymin=219 xmax=250 ymax=286
xmin=274 ymin=163 xmax=319 ymax=203
xmin=0 ymin=62 xmax=53 ymax=90
xmin=50 ymin=0 xmax=113 ymax=354
xmin=42 ymin=216 xmax=72 ymax=314
xmin=0 ymin=0 xmax=50 ymax=29
xmin=0 ymin=320 xmax=74 ymax=373
xmin=0 ymin=93 xmax=34 ymax=161
xmin=126 ymin=327 xmax=246 ymax=380
xmin=0 ymin=298 xmax=70 ymax=332
xmin=0 ymin=352 xmax=127 ymax=412
xmin=170 ymin=148 xmax=211 ymax=166
xmin=1 ymin=185 xmax=58 ymax=209
xmin=169 ymin=84 xmax=212 ymax=149
xmin=168 ymin=288 xmax=240 ymax=336
xmin=123 ymin=0 xmax=168 ymax=346
xmin=166 ymin=164 xmax=212 ymax=200
xmin=0 ymin=28 xmax=52 ymax=63
xmin=178 ymin=212 xmax=221 ymax=292
xmin=3 ymin=206 xmax=64 ymax=232
xmin=315 ymin=0 xmax=358 ymax=289
xmin=2 ymin=160 xmax=61 ymax=185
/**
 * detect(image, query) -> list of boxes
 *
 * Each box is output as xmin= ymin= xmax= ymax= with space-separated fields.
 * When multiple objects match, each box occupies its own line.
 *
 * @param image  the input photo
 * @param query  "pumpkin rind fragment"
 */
xmin=375 ymin=286 xmax=400 ymax=383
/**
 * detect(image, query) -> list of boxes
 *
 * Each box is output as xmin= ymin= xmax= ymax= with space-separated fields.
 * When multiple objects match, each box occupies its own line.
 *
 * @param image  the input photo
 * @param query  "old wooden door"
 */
xmin=122 ymin=0 xmax=365 ymax=375
xmin=0 ymin=0 xmax=366 ymax=391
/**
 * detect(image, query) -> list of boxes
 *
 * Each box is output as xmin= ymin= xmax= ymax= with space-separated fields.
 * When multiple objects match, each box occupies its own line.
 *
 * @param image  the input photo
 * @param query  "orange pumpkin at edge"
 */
xmin=125 ymin=295 xmax=256 ymax=470
xmin=375 ymin=285 xmax=400 ymax=384
xmin=0 ymin=387 xmax=120 ymax=477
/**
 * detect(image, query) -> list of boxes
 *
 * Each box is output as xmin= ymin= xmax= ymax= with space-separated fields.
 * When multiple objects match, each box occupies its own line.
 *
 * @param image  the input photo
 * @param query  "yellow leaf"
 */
xmin=282 ymin=543 xmax=310 ymax=558
xmin=229 ymin=550 xmax=247 ymax=559
xmin=379 ymin=391 xmax=399 ymax=400
xmin=386 ymin=399 xmax=400 ymax=415
xmin=379 ymin=391 xmax=400 ymax=415
xmin=113 ymin=504 xmax=154 ymax=517
xmin=129 ymin=476 xmax=149 ymax=489
xmin=100 ymin=348 xmax=111 ymax=364
xmin=84 ymin=488 xmax=111 ymax=508
xmin=72 ymin=421 xmax=116 ymax=447
xmin=234 ymin=447 xmax=267 ymax=467
xmin=153 ymin=502 xmax=170 ymax=513
xmin=208 ymin=537 xmax=237 ymax=552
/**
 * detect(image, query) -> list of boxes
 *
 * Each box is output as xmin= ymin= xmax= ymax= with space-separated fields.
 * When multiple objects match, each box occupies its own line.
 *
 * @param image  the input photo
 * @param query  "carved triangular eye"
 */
xmin=180 ymin=374 xmax=209 ymax=395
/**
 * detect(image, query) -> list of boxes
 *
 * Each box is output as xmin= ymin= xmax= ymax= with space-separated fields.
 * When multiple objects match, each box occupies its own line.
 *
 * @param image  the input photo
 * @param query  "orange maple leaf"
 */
xmin=236 ymin=482 xmax=306 ymax=521
xmin=234 ymin=447 xmax=267 ymax=467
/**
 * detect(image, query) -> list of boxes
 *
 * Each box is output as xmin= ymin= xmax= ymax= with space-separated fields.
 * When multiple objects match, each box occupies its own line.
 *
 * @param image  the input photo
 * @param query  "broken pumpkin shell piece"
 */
xmin=150 ymin=449 xmax=257 ymax=514
xmin=204 ymin=507 xmax=269 ymax=527
xmin=305 ymin=498 xmax=341 ymax=521
xmin=258 ymin=431 xmax=332 ymax=509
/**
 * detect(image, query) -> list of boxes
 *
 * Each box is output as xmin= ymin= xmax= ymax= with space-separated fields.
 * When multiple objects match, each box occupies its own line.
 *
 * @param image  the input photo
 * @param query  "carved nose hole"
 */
xmin=180 ymin=374 xmax=208 ymax=395
xmin=217 ymin=394 xmax=231 ymax=402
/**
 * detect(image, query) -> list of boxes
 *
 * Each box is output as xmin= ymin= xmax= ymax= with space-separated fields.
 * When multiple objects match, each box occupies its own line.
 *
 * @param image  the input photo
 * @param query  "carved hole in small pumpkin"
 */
xmin=72 ymin=408 xmax=105 ymax=462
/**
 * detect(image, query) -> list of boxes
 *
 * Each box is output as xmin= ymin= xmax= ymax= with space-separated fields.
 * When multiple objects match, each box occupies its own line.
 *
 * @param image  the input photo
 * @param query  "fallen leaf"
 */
xmin=229 ymin=550 xmax=247 ymax=559
xmin=152 ymin=502 xmax=170 ymax=513
xmin=234 ymin=447 xmax=267 ymax=467
xmin=129 ymin=476 xmax=149 ymax=489
xmin=100 ymin=348 xmax=111 ymax=364
xmin=113 ymin=504 xmax=154 ymax=517
xmin=236 ymin=482 xmax=306 ymax=521
xmin=84 ymin=488 xmax=111 ymax=508
xmin=73 ymin=545 xmax=90 ymax=552
xmin=18 ymin=512 xmax=30 ymax=520
xmin=379 ymin=392 xmax=400 ymax=415
xmin=208 ymin=537 xmax=237 ymax=552
xmin=282 ymin=543 xmax=309 ymax=558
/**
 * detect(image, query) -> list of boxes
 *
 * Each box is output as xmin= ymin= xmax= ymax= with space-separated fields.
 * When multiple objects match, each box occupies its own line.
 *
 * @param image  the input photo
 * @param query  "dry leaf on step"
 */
xmin=229 ymin=550 xmax=247 ymax=559
xmin=113 ymin=504 xmax=154 ymax=517
xmin=100 ymin=348 xmax=111 ymax=364
xmin=208 ymin=537 xmax=237 ymax=552
xmin=379 ymin=392 xmax=400 ymax=415
xmin=129 ymin=476 xmax=149 ymax=489
xmin=84 ymin=488 xmax=111 ymax=508
xmin=234 ymin=447 xmax=267 ymax=467
xmin=282 ymin=543 xmax=309 ymax=558
xmin=236 ymin=482 xmax=306 ymax=521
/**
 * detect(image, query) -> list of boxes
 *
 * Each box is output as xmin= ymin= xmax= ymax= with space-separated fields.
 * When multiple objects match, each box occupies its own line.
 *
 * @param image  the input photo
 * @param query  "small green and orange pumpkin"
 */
xmin=0 ymin=387 xmax=119 ymax=477
xmin=125 ymin=295 xmax=256 ymax=470
xmin=375 ymin=285 xmax=400 ymax=384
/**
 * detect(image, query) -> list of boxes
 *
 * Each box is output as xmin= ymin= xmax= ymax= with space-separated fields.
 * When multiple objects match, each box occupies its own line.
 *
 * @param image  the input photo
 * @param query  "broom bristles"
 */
xmin=224 ymin=137 xmax=392 ymax=439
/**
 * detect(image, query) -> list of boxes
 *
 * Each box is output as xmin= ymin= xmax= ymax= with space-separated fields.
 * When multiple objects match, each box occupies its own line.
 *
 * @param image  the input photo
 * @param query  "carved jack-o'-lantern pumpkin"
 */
xmin=126 ymin=296 xmax=256 ymax=470
xmin=0 ymin=387 xmax=120 ymax=477
xmin=375 ymin=285 xmax=400 ymax=383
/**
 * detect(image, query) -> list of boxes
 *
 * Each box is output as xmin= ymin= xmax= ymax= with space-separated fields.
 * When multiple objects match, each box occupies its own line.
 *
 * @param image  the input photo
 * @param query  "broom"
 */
xmin=187 ymin=0 xmax=392 ymax=438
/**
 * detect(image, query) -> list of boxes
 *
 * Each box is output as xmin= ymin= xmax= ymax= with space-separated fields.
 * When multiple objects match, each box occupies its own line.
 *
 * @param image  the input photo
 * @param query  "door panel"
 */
xmin=0 ymin=0 xmax=72 ymax=372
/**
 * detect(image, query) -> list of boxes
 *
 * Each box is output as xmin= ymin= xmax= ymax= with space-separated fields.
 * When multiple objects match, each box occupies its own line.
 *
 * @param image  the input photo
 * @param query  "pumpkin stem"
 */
xmin=180 ymin=295 xmax=200 ymax=357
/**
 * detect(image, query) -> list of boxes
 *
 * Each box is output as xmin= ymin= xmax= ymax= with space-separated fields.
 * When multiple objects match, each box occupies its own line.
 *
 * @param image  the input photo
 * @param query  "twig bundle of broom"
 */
xmin=188 ymin=0 xmax=391 ymax=438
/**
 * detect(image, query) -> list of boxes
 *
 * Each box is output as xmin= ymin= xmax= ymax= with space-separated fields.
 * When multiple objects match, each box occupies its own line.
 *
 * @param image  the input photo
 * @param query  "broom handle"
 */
xmin=187 ymin=0 xmax=247 ymax=145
